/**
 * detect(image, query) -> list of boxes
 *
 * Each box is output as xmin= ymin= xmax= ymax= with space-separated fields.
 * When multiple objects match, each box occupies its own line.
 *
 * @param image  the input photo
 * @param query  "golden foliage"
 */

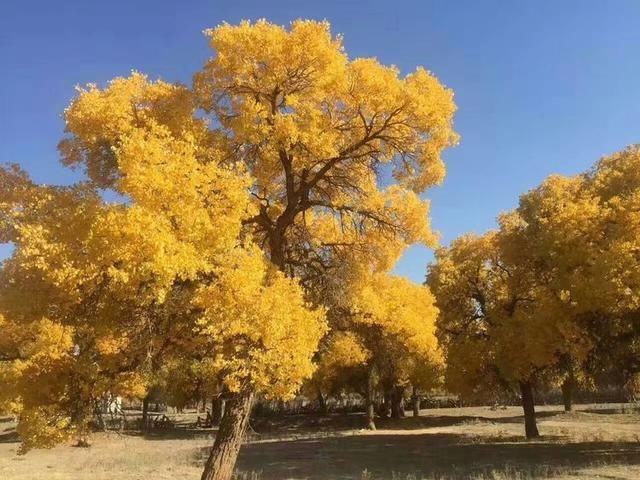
xmin=0 ymin=72 xmax=325 ymax=451
xmin=0 ymin=19 xmax=456 ymax=452
xmin=430 ymin=145 xmax=640 ymax=400
xmin=194 ymin=19 xmax=457 ymax=273
xmin=307 ymin=272 xmax=443 ymax=399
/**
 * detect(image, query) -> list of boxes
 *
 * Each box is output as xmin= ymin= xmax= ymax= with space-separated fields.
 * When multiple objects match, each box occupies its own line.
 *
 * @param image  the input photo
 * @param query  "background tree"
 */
xmin=430 ymin=144 xmax=640 ymax=438
xmin=304 ymin=272 xmax=442 ymax=428
xmin=304 ymin=331 xmax=370 ymax=414
xmin=513 ymin=146 xmax=640 ymax=400
xmin=427 ymin=227 xmax=588 ymax=438
xmin=349 ymin=272 xmax=442 ymax=427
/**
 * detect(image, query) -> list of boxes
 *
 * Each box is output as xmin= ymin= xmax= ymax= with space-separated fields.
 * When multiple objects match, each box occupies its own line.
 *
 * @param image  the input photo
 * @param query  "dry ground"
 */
xmin=1 ymin=404 xmax=640 ymax=479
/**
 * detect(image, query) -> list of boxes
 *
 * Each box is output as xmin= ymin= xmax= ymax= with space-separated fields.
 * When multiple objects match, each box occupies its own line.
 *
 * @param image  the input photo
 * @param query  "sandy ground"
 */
xmin=1 ymin=404 xmax=639 ymax=479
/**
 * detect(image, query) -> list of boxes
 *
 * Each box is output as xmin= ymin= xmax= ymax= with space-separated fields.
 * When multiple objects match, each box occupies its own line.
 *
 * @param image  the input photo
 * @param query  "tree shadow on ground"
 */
xmin=489 ymin=410 xmax=562 ymax=424
xmin=373 ymin=415 xmax=482 ymax=431
xmin=582 ymin=407 xmax=640 ymax=416
xmin=135 ymin=427 xmax=216 ymax=441
xmin=349 ymin=409 xmax=563 ymax=432
xmin=0 ymin=429 xmax=19 ymax=443
xmin=252 ymin=412 xmax=369 ymax=435
xmin=217 ymin=433 xmax=640 ymax=479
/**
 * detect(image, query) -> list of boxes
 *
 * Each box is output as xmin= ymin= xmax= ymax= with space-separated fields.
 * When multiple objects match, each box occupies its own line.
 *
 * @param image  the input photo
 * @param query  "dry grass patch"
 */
xmin=2 ymin=404 xmax=640 ymax=479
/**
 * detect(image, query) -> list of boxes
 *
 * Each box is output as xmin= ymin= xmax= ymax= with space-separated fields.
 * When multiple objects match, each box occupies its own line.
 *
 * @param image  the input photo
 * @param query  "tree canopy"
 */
xmin=0 ymin=19 xmax=457 ymax=480
xmin=0 ymin=73 xmax=326 ymax=452
xmin=429 ymin=144 xmax=640 ymax=437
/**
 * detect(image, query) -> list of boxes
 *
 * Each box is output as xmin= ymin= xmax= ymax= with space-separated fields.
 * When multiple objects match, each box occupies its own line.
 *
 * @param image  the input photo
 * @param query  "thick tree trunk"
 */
xmin=561 ymin=377 xmax=573 ymax=412
xmin=268 ymin=233 xmax=287 ymax=271
xmin=365 ymin=366 xmax=376 ymax=430
xmin=366 ymin=400 xmax=376 ymax=430
xmin=519 ymin=381 xmax=539 ymax=439
xmin=141 ymin=396 xmax=150 ymax=433
xmin=412 ymin=386 xmax=420 ymax=417
xmin=390 ymin=386 xmax=405 ymax=419
xmin=201 ymin=390 xmax=254 ymax=480
xmin=71 ymin=398 xmax=90 ymax=447
xmin=212 ymin=396 xmax=226 ymax=426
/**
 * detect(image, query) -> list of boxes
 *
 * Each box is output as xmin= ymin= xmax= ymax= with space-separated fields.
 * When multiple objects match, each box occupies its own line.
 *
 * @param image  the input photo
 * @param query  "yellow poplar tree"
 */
xmin=347 ymin=272 xmax=442 ymax=428
xmin=428 ymin=227 xmax=588 ymax=438
xmin=582 ymin=147 xmax=640 ymax=391
xmin=1 ymin=18 xmax=457 ymax=480
xmin=0 ymin=73 xmax=326 ymax=480
xmin=303 ymin=330 xmax=370 ymax=413
xmin=430 ymin=146 xmax=640 ymax=437
xmin=192 ymin=19 xmax=456 ymax=475
xmin=193 ymin=19 xmax=457 ymax=276
xmin=514 ymin=146 xmax=640 ymax=398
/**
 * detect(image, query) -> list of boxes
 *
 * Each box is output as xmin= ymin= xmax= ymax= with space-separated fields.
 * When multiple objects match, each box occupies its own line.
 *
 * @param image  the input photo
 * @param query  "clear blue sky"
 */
xmin=2 ymin=0 xmax=639 ymax=283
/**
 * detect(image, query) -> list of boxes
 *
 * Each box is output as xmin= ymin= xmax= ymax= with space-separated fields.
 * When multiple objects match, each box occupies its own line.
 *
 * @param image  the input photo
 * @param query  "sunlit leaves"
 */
xmin=0 ymin=19 xmax=455 ymax=453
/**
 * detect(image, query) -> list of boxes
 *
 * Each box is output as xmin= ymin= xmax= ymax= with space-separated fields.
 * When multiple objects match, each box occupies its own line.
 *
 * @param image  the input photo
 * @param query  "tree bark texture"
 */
xmin=519 ymin=381 xmax=540 ymax=438
xmin=412 ymin=386 xmax=420 ymax=417
xmin=561 ymin=377 xmax=574 ymax=412
xmin=201 ymin=390 xmax=254 ymax=480
xmin=365 ymin=366 xmax=377 ymax=430
xmin=390 ymin=385 xmax=405 ymax=419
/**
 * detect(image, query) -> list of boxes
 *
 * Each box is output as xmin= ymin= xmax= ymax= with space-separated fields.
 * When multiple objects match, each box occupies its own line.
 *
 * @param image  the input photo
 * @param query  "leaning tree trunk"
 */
xmin=412 ymin=386 xmax=420 ymax=417
xmin=561 ymin=376 xmax=574 ymax=412
xmin=201 ymin=390 xmax=254 ymax=480
xmin=519 ymin=381 xmax=539 ymax=439
xmin=365 ymin=366 xmax=377 ymax=430
xmin=390 ymin=385 xmax=405 ymax=419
